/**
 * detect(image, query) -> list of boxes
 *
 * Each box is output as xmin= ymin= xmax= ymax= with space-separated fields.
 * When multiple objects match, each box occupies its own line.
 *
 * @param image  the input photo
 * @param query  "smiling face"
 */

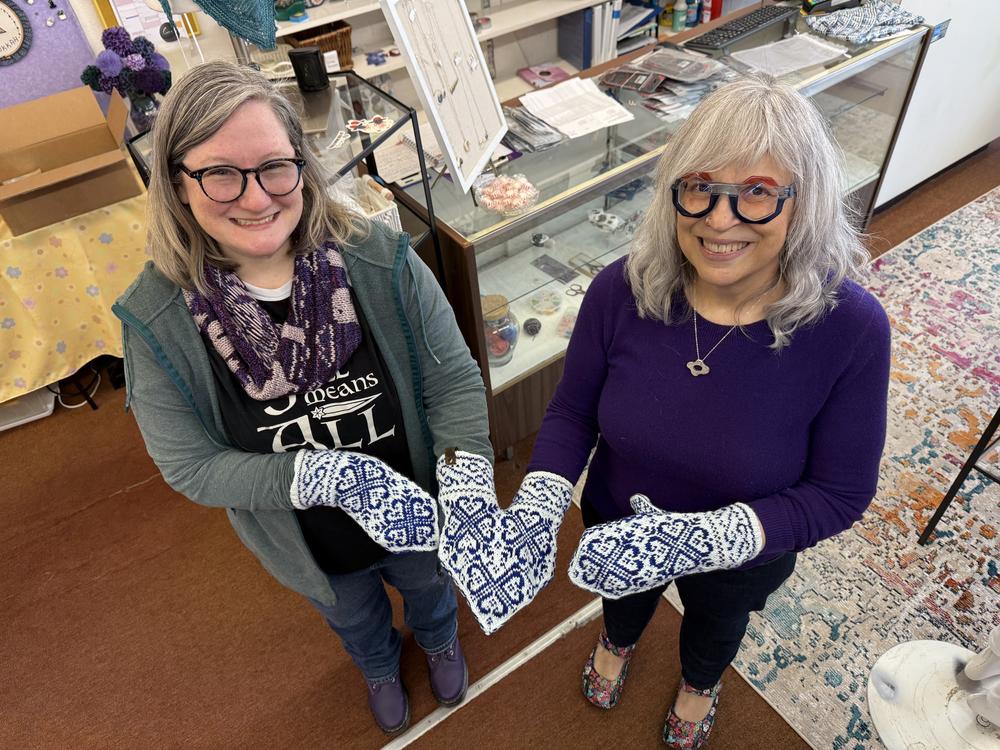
xmin=176 ymin=99 xmax=303 ymax=272
xmin=675 ymin=155 xmax=795 ymax=307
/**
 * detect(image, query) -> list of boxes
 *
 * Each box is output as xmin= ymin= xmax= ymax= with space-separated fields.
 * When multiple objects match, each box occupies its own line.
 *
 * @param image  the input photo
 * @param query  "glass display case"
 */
xmin=393 ymin=15 xmax=930 ymax=453
xmin=129 ymin=71 xmax=415 ymax=183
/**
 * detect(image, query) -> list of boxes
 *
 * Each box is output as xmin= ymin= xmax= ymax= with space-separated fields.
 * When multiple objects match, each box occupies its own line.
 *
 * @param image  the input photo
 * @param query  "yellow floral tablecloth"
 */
xmin=0 ymin=195 xmax=149 ymax=403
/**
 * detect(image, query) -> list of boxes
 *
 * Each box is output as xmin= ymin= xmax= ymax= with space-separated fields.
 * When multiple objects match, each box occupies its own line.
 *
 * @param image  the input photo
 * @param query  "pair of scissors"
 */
xmin=565 ymin=284 xmax=586 ymax=297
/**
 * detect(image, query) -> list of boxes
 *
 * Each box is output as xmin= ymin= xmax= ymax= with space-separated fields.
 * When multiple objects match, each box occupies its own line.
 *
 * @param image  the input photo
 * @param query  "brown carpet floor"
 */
xmin=2 ymin=139 xmax=997 ymax=749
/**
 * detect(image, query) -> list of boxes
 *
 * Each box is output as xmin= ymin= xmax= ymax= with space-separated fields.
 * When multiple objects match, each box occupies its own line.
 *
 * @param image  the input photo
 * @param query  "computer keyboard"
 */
xmin=684 ymin=5 xmax=801 ymax=52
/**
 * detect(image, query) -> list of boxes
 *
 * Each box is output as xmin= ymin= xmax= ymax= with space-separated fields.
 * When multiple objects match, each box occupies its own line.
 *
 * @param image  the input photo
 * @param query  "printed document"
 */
xmin=520 ymin=78 xmax=634 ymax=139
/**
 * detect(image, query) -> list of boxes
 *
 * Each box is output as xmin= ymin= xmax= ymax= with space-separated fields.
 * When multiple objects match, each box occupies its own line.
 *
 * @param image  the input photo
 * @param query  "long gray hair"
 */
xmin=146 ymin=60 xmax=362 ymax=294
xmin=626 ymin=73 xmax=869 ymax=349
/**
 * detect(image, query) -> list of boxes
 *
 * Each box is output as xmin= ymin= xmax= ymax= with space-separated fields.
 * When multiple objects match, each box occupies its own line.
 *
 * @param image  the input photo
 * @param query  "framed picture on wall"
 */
xmin=0 ymin=0 xmax=33 ymax=66
xmin=91 ymin=0 xmax=200 ymax=39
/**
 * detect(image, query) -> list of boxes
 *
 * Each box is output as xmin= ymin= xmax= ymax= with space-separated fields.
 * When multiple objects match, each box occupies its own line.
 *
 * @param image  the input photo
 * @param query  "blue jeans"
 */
xmin=307 ymin=550 xmax=458 ymax=682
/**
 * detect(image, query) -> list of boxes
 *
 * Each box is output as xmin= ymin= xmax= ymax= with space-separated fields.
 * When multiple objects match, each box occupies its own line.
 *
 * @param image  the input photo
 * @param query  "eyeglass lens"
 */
xmin=199 ymin=160 xmax=302 ymax=202
xmin=676 ymin=178 xmax=782 ymax=222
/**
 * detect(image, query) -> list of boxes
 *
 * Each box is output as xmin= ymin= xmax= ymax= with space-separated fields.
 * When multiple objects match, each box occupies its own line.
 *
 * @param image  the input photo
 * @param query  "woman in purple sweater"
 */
xmin=535 ymin=73 xmax=889 ymax=747
xmin=434 ymin=73 xmax=889 ymax=747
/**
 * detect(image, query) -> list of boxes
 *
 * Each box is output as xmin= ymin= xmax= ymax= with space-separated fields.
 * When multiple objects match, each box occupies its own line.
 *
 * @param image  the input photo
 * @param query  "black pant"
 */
xmin=582 ymin=495 xmax=796 ymax=691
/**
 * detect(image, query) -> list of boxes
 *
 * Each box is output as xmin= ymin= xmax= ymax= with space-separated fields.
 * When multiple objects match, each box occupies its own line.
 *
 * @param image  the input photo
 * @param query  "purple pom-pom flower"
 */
xmin=97 ymin=74 xmax=117 ymax=94
xmin=80 ymin=65 xmax=101 ymax=89
xmin=150 ymin=53 xmax=170 ymax=72
xmin=101 ymin=26 xmax=134 ymax=57
xmin=133 ymin=69 xmax=163 ymax=97
xmin=95 ymin=50 xmax=123 ymax=77
xmin=132 ymin=37 xmax=156 ymax=60
xmin=123 ymin=53 xmax=146 ymax=72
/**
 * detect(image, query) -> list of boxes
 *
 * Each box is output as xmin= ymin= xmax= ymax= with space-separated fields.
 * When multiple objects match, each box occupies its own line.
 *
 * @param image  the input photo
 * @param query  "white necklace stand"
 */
xmin=868 ymin=627 xmax=1000 ymax=749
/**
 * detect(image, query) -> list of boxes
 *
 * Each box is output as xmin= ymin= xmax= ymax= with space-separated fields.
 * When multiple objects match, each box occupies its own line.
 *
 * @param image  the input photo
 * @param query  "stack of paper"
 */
xmin=729 ymin=35 xmax=847 ymax=78
xmin=374 ymin=120 xmax=511 ymax=184
xmin=520 ymin=77 xmax=634 ymax=139
xmin=616 ymin=2 xmax=659 ymax=54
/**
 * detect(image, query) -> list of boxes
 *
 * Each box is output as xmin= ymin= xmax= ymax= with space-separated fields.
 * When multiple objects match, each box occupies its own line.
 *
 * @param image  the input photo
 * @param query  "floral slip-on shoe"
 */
xmin=662 ymin=677 xmax=722 ymax=749
xmin=581 ymin=629 xmax=637 ymax=709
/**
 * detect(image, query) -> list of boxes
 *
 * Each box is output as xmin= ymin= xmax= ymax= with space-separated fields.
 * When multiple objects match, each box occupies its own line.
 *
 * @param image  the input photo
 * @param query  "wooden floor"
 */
xmin=2 ymin=140 xmax=998 ymax=750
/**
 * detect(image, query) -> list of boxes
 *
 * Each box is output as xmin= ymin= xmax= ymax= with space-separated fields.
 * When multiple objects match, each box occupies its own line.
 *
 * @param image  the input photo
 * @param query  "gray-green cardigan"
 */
xmin=112 ymin=223 xmax=492 ymax=606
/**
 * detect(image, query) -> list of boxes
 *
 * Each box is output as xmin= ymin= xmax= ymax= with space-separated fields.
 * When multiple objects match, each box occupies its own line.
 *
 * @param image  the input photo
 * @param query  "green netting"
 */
xmin=161 ymin=0 xmax=276 ymax=50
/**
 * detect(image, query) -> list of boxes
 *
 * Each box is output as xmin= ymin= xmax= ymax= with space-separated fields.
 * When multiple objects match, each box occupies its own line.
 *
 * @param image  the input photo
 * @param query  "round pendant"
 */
xmin=686 ymin=359 xmax=710 ymax=377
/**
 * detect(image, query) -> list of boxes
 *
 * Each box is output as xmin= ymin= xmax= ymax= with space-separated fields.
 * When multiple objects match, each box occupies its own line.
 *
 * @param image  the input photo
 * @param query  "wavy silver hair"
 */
xmin=626 ymin=72 xmax=869 ymax=349
xmin=146 ymin=60 xmax=363 ymax=294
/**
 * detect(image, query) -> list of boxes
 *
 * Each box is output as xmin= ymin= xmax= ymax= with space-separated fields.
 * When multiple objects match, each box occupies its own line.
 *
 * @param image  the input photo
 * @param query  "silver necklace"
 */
xmin=686 ymin=309 xmax=738 ymax=377
xmin=408 ymin=0 xmax=476 ymax=157
xmin=436 ymin=0 xmax=490 ymax=146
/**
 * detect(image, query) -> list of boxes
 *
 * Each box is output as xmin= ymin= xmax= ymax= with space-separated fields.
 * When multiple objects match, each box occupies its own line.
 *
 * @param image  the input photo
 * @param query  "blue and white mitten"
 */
xmin=569 ymin=494 xmax=765 ymax=599
xmin=436 ymin=449 xmax=573 ymax=635
xmin=290 ymin=450 xmax=438 ymax=552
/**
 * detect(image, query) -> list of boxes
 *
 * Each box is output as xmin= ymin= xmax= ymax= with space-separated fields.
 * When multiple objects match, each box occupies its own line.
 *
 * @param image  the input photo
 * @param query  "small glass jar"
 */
xmin=481 ymin=294 xmax=519 ymax=367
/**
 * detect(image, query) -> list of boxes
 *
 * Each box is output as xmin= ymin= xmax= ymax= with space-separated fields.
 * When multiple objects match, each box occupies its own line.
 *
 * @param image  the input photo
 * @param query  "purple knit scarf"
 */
xmin=184 ymin=244 xmax=360 ymax=400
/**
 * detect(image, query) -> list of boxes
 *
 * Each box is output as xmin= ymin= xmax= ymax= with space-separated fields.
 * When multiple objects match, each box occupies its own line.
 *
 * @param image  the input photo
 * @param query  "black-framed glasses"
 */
xmin=177 ymin=157 xmax=306 ymax=203
xmin=671 ymin=176 xmax=796 ymax=225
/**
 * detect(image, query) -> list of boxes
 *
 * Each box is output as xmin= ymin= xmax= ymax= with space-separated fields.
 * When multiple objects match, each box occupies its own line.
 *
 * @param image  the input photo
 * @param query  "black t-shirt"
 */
xmin=205 ymin=288 xmax=412 ymax=574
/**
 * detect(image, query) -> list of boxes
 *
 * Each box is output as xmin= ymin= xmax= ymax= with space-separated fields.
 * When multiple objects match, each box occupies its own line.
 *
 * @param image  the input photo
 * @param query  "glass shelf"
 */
xmin=272 ymin=73 xmax=411 ymax=179
xmin=477 ymin=161 xmax=657 ymax=391
xmin=403 ymin=92 xmax=674 ymax=240
xmin=403 ymin=21 xmax=926 ymax=247
xmin=126 ymin=71 xmax=413 ymax=188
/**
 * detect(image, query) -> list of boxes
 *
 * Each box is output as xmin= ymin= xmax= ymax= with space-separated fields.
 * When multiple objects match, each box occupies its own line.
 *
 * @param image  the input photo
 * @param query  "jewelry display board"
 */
xmin=380 ymin=0 xmax=507 ymax=193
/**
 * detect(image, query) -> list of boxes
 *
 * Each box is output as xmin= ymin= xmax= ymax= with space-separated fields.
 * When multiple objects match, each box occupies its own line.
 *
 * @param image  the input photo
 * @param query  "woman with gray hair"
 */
xmin=520 ymin=73 xmax=890 ymax=747
xmin=113 ymin=61 xmax=491 ymax=736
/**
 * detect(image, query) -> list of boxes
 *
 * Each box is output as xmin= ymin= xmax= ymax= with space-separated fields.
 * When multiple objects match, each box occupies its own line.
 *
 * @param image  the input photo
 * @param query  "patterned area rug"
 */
xmin=667 ymin=186 xmax=1000 ymax=749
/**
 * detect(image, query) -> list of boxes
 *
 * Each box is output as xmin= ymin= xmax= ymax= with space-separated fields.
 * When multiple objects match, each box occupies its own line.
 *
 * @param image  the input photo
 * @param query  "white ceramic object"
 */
xmin=868 ymin=640 xmax=1000 ymax=750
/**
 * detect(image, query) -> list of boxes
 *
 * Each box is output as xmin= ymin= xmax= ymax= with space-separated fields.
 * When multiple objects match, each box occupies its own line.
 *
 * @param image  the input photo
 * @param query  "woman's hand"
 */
xmin=290 ymin=450 xmax=439 ymax=552
xmin=568 ymin=494 xmax=765 ymax=599
xmin=436 ymin=449 xmax=573 ymax=635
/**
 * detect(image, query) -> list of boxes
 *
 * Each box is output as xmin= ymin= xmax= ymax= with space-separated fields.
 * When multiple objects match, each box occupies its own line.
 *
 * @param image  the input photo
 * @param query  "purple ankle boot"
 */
xmin=366 ymin=673 xmax=409 ymax=735
xmin=426 ymin=636 xmax=468 ymax=707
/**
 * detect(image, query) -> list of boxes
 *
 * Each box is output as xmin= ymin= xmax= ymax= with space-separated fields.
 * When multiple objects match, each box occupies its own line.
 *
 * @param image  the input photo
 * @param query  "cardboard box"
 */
xmin=0 ymin=87 xmax=143 ymax=236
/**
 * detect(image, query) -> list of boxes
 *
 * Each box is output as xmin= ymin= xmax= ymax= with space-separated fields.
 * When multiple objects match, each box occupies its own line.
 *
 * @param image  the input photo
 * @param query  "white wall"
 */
xmin=876 ymin=0 xmax=1000 ymax=205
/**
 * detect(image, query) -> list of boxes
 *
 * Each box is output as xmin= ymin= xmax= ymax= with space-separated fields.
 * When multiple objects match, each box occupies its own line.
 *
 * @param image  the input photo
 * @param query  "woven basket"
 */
xmin=286 ymin=20 xmax=353 ymax=69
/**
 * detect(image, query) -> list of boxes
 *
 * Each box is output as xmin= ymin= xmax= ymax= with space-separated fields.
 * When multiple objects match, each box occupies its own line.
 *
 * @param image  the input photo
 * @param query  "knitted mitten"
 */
xmin=436 ymin=449 xmax=573 ymax=634
xmin=290 ymin=450 xmax=438 ymax=552
xmin=569 ymin=494 xmax=764 ymax=599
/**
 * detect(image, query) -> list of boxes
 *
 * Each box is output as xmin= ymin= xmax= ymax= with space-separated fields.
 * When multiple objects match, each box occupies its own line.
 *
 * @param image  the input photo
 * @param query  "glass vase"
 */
xmin=129 ymin=95 xmax=159 ymax=133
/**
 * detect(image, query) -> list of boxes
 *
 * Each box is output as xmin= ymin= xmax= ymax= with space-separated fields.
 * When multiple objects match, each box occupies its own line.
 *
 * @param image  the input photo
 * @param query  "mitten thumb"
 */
xmin=629 ymin=493 xmax=662 ymax=515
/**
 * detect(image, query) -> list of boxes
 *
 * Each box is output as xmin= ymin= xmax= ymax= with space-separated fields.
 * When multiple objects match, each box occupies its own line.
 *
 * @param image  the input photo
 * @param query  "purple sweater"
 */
xmin=528 ymin=258 xmax=891 ymax=565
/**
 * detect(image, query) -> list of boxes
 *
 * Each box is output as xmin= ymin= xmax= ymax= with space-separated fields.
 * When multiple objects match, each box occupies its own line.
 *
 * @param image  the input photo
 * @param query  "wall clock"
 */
xmin=0 ymin=0 xmax=32 ymax=66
